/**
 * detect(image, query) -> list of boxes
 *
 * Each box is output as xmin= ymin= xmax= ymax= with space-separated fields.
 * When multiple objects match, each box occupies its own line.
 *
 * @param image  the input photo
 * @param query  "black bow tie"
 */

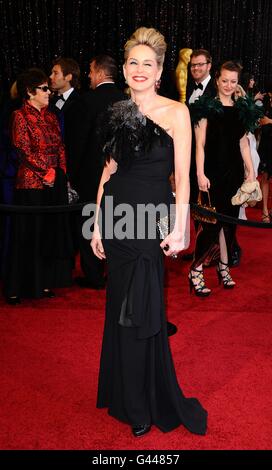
xmin=194 ymin=83 xmax=203 ymax=90
xmin=57 ymin=94 xmax=65 ymax=101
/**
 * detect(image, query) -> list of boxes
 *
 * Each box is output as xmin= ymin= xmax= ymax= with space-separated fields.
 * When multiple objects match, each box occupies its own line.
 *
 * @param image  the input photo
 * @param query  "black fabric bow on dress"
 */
xmin=118 ymin=252 xmax=162 ymax=339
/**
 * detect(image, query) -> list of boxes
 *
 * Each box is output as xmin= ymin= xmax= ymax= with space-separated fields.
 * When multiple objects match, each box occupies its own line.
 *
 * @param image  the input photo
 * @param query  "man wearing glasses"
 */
xmin=186 ymin=49 xmax=215 ymax=105
xmin=186 ymin=49 xmax=216 ymax=207
xmin=182 ymin=49 xmax=217 ymax=262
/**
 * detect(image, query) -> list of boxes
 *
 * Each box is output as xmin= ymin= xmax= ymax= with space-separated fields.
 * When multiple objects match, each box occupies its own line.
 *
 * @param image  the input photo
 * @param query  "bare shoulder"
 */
xmin=159 ymin=96 xmax=189 ymax=119
xmin=161 ymin=100 xmax=191 ymax=142
xmin=149 ymin=96 xmax=189 ymax=136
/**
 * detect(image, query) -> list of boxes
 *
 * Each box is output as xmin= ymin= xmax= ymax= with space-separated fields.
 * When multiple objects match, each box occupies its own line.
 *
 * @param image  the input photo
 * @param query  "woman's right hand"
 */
xmin=91 ymin=225 xmax=106 ymax=260
xmin=254 ymin=91 xmax=264 ymax=101
xmin=260 ymin=116 xmax=272 ymax=126
xmin=43 ymin=168 xmax=56 ymax=187
xmin=197 ymin=173 xmax=210 ymax=192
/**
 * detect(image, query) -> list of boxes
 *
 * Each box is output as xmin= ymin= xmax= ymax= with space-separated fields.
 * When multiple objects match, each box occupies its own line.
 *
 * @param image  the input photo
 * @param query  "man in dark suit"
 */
xmin=186 ymin=49 xmax=215 ymax=105
xmin=49 ymin=58 xmax=81 ymax=267
xmin=70 ymin=54 xmax=125 ymax=288
xmin=183 ymin=49 xmax=217 ymax=262
xmin=186 ymin=49 xmax=216 ymax=210
xmin=49 ymin=57 xmax=81 ymax=176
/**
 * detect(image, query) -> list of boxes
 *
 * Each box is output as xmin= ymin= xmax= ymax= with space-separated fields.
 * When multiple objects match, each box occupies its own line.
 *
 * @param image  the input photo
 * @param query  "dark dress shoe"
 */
xmin=75 ymin=276 xmax=106 ymax=289
xmin=167 ymin=321 xmax=178 ymax=336
xmin=131 ymin=424 xmax=151 ymax=437
xmin=6 ymin=296 xmax=21 ymax=305
xmin=42 ymin=289 xmax=56 ymax=298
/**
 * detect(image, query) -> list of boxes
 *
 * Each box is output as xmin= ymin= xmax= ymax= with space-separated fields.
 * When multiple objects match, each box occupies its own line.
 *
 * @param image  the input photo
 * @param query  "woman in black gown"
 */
xmin=189 ymin=61 xmax=258 ymax=296
xmin=91 ymin=27 xmax=207 ymax=437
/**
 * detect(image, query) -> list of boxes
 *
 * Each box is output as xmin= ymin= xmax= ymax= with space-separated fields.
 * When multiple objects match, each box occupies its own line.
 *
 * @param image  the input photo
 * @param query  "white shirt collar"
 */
xmin=62 ymin=87 xmax=74 ymax=100
xmin=55 ymin=88 xmax=74 ymax=110
xmin=95 ymin=81 xmax=114 ymax=88
xmin=189 ymin=75 xmax=211 ymax=104
xmin=199 ymin=75 xmax=211 ymax=90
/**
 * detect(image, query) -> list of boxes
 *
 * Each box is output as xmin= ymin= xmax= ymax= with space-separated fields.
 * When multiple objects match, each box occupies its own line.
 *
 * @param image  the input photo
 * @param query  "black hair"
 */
xmin=91 ymin=54 xmax=118 ymax=82
xmin=16 ymin=68 xmax=48 ymax=100
xmin=52 ymin=57 xmax=81 ymax=88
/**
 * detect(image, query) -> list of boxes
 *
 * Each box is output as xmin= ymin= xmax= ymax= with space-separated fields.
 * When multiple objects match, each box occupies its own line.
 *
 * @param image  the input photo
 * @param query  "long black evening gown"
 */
xmin=189 ymin=96 xmax=262 ymax=266
xmin=96 ymin=100 xmax=207 ymax=435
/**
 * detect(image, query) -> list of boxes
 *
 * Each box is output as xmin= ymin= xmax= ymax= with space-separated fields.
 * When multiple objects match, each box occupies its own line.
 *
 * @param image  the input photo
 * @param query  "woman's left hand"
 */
xmin=91 ymin=224 xmax=106 ymax=260
xmin=244 ymin=173 xmax=256 ymax=184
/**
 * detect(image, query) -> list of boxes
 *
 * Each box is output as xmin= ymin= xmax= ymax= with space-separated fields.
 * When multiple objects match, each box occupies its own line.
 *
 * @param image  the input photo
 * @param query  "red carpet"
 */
xmin=0 ymin=208 xmax=272 ymax=450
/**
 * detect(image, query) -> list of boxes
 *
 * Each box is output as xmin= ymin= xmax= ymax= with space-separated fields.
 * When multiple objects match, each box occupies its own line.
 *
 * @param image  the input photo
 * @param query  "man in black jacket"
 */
xmin=183 ymin=50 xmax=217 ymax=261
xmin=49 ymin=57 xmax=81 ymax=267
xmin=186 ymin=49 xmax=215 ymax=105
xmin=70 ymin=55 xmax=125 ymax=288
xmin=186 ymin=49 xmax=216 ymax=211
xmin=49 ymin=57 xmax=81 ymax=174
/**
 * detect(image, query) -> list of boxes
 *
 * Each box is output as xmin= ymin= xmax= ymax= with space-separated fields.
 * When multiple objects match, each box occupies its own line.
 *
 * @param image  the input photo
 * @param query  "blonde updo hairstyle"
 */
xmin=124 ymin=27 xmax=167 ymax=68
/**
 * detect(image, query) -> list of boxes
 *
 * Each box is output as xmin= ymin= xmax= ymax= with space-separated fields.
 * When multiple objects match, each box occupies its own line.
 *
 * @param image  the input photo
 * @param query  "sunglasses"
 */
xmin=35 ymin=85 xmax=50 ymax=92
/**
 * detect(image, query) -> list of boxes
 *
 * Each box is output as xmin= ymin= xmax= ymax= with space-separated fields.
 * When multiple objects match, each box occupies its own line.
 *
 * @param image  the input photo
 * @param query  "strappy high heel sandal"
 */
xmin=262 ymin=212 xmax=270 ymax=223
xmin=188 ymin=268 xmax=211 ymax=297
xmin=216 ymin=260 xmax=236 ymax=289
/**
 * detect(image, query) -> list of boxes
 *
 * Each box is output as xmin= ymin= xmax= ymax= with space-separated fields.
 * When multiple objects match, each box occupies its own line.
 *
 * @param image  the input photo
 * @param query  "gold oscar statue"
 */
xmin=175 ymin=48 xmax=192 ymax=103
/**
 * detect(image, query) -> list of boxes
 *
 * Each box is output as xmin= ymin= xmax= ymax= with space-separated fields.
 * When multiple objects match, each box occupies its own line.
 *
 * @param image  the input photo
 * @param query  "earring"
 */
xmin=155 ymin=79 xmax=161 ymax=91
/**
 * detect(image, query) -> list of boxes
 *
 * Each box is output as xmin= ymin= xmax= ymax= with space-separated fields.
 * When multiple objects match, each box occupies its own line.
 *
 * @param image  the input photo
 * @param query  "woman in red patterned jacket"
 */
xmin=4 ymin=68 xmax=73 ymax=304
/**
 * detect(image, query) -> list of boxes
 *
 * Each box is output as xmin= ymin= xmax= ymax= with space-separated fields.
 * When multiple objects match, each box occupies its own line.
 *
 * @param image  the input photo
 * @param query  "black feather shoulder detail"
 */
xmin=98 ymin=99 xmax=170 ymax=167
xmin=189 ymin=94 xmax=263 ymax=132
xmin=234 ymin=96 xmax=263 ymax=133
xmin=189 ymin=95 xmax=224 ymax=126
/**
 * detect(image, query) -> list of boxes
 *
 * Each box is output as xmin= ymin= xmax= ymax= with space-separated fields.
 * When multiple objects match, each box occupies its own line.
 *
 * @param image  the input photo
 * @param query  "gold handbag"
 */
xmin=192 ymin=190 xmax=217 ymax=224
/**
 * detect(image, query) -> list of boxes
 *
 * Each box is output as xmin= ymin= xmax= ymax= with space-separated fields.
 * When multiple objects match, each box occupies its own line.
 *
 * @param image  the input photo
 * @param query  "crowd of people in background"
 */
xmin=0 ymin=55 xmax=125 ymax=304
xmin=0 ymin=44 xmax=271 ymax=305
xmin=0 ymin=25 xmax=271 ymax=439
